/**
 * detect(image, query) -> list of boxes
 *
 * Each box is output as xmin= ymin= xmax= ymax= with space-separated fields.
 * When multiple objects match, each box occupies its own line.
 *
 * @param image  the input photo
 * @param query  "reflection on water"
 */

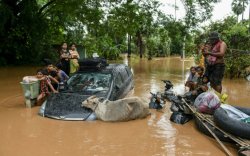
xmin=0 ymin=57 xmax=248 ymax=156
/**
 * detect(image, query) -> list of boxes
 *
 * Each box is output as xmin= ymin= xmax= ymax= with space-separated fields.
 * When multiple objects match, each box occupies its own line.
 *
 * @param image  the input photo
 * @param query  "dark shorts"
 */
xmin=205 ymin=64 xmax=225 ymax=86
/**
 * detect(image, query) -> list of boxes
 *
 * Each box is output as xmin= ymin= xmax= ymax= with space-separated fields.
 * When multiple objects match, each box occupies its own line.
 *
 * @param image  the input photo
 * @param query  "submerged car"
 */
xmin=39 ymin=59 xmax=134 ymax=120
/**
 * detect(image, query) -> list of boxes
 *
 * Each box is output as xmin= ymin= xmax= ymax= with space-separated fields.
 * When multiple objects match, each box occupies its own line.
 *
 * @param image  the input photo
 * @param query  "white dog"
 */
xmin=82 ymin=96 xmax=150 ymax=122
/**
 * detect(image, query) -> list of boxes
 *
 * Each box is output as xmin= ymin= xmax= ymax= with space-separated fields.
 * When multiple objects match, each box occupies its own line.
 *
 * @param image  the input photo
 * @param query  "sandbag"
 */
xmin=194 ymin=92 xmax=220 ymax=114
xmin=149 ymin=92 xmax=164 ymax=110
xmin=149 ymin=101 xmax=163 ymax=109
xmin=170 ymin=101 xmax=192 ymax=115
xmin=170 ymin=112 xmax=193 ymax=124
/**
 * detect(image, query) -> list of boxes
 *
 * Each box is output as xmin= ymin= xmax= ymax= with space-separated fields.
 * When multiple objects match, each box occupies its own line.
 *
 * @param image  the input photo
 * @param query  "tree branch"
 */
xmin=38 ymin=0 xmax=57 ymax=15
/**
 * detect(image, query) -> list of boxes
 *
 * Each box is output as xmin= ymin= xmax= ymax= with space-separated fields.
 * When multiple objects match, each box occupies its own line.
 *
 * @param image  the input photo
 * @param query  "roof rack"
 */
xmin=78 ymin=58 xmax=108 ymax=71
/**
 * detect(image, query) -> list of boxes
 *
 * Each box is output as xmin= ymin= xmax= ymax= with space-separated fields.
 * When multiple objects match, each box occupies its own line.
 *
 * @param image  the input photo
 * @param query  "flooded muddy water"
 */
xmin=0 ymin=57 xmax=249 ymax=156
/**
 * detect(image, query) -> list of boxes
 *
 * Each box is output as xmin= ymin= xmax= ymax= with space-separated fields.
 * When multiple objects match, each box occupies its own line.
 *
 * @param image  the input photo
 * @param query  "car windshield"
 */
xmin=66 ymin=72 xmax=112 ymax=94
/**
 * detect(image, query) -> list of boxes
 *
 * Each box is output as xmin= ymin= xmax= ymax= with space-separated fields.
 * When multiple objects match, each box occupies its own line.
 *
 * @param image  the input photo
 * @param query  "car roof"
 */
xmin=78 ymin=63 xmax=127 ymax=73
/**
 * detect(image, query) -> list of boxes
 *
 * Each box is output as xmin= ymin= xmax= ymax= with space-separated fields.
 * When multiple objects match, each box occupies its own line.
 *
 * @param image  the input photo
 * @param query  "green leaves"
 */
xmin=0 ymin=0 xmax=236 ymax=65
xmin=231 ymin=0 xmax=248 ymax=16
xmin=194 ymin=15 xmax=250 ymax=79
xmin=182 ymin=0 xmax=220 ymax=28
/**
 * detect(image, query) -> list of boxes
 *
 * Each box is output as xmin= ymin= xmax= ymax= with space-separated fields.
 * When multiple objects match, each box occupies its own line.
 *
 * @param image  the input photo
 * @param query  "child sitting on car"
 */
xmin=36 ymin=69 xmax=58 ymax=105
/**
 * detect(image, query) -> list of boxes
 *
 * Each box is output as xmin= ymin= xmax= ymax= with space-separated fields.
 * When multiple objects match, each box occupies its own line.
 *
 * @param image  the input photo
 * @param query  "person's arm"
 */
xmin=64 ymin=72 xmax=69 ymax=80
xmin=204 ymin=42 xmax=227 ymax=57
xmin=62 ymin=72 xmax=69 ymax=81
xmin=48 ymin=75 xmax=59 ymax=84
xmin=201 ymin=45 xmax=206 ymax=57
xmin=201 ymin=44 xmax=211 ymax=57
xmin=56 ymin=72 xmax=61 ymax=82
xmin=200 ymin=85 xmax=208 ymax=91
xmin=192 ymin=75 xmax=198 ymax=85
xmin=60 ymin=53 xmax=68 ymax=59
xmin=70 ymin=51 xmax=80 ymax=59
xmin=76 ymin=51 xmax=80 ymax=59
xmin=47 ymin=81 xmax=58 ymax=93
xmin=61 ymin=50 xmax=71 ymax=59
xmin=60 ymin=50 xmax=66 ymax=59
xmin=57 ymin=71 xmax=63 ymax=82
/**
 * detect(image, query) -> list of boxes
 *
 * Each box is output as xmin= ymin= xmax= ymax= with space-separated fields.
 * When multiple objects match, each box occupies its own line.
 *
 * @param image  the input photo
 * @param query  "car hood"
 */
xmin=42 ymin=93 xmax=99 ymax=121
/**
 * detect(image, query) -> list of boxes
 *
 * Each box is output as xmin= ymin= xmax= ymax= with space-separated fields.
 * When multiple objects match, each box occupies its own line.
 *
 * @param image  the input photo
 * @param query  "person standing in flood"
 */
xmin=59 ymin=42 xmax=71 ymax=75
xmin=202 ymin=32 xmax=227 ymax=93
xmin=69 ymin=43 xmax=80 ymax=75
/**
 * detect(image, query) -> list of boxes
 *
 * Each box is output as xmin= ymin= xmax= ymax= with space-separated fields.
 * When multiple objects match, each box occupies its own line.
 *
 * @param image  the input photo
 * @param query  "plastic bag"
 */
xmin=170 ymin=112 xmax=193 ymax=124
xmin=23 ymin=76 xmax=38 ymax=83
xmin=194 ymin=92 xmax=221 ymax=114
xmin=208 ymin=84 xmax=228 ymax=103
xmin=220 ymin=104 xmax=249 ymax=120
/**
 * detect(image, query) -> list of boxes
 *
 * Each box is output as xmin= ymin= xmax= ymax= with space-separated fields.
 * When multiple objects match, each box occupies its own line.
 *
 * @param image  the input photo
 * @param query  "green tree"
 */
xmin=195 ymin=16 xmax=250 ymax=78
xmin=231 ymin=0 xmax=249 ymax=22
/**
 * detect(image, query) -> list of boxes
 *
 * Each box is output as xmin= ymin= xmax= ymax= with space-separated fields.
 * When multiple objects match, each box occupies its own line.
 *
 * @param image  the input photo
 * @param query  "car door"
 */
xmin=111 ymin=69 xmax=124 ymax=100
xmin=110 ymin=66 xmax=134 ymax=100
xmin=125 ymin=66 xmax=134 ymax=90
xmin=119 ymin=66 xmax=134 ymax=97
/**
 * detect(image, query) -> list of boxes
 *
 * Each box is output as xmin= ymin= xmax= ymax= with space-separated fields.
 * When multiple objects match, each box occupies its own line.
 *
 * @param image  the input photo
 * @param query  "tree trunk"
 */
xmin=127 ymin=34 xmax=131 ymax=58
xmin=95 ymin=0 xmax=98 ymax=38
xmin=136 ymin=31 xmax=143 ymax=58
xmin=242 ymin=1 xmax=244 ymax=21
xmin=249 ymin=3 xmax=250 ymax=34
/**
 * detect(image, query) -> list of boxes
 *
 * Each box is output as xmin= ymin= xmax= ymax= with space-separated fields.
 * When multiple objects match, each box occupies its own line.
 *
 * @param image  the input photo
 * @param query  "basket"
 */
xmin=20 ymin=81 xmax=40 ymax=99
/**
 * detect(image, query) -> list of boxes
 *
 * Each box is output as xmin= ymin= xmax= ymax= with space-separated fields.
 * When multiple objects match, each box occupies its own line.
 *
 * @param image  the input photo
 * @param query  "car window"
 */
xmin=66 ymin=72 xmax=112 ymax=93
xmin=125 ymin=66 xmax=132 ymax=77
xmin=115 ymin=72 xmax=123 ymax=87
xmin=119 ymin=67 xmax=128 ymax=80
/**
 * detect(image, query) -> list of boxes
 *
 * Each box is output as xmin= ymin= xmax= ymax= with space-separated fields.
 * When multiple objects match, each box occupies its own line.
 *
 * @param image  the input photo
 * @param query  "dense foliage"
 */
xmin=0 ymin=0 xmax=222 ymax=65
xmin=0 ymin=0 xmax=249 ymax=79
xmin=193 ymin=16 xmax=250 ymax=78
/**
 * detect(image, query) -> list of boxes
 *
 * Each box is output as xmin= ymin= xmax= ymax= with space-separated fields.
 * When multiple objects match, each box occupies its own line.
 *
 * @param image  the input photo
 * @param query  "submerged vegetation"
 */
xmin=0 ymin=0 xmax=249 ymax=78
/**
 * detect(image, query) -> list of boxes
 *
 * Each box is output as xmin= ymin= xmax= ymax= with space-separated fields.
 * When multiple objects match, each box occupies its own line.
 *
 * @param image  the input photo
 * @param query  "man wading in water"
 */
xmin=202 ymin=32 xmax=227 ymax=93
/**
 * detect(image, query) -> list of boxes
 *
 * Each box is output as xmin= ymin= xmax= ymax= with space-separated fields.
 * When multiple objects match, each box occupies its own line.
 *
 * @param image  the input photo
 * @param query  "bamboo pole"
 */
xmin=195 ymin=114 xmax=233 ymax=156
xmin=181 ymin=99 xmax=250 ymax=147
xmin=181 ymin=99 xmax=233 ymax=156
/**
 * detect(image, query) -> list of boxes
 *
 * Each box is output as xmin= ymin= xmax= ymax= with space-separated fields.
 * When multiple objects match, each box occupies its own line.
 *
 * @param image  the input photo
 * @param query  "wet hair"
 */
xmin=42 ymin=58 xmax=53 ymax=66
xmin=70 ymin=43 xmax=76 ymax=47
xmin=56 ymin=63 xmax=63 ymax=70
xmin=37 ymin=69 xmax=48 ymax=75
xmin=190 ymin=66 xmax=196 ymax=71
xmin=59 ymin=42 xmax=68 ymax=52
xmin=196 ymin=66 xmax=204 ymax=72
xmin=37 ymin=69 xmax=43 ymax=74
xmin=61 ymin=42 xmax=67 ymax=47
xmin=203 ymin=76 xmax=209 ymax=83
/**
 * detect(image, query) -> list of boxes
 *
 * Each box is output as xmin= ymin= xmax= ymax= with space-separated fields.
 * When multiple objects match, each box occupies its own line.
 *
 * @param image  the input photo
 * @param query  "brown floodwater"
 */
xmin=0 ymin=57 xmax=249 ymax=156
